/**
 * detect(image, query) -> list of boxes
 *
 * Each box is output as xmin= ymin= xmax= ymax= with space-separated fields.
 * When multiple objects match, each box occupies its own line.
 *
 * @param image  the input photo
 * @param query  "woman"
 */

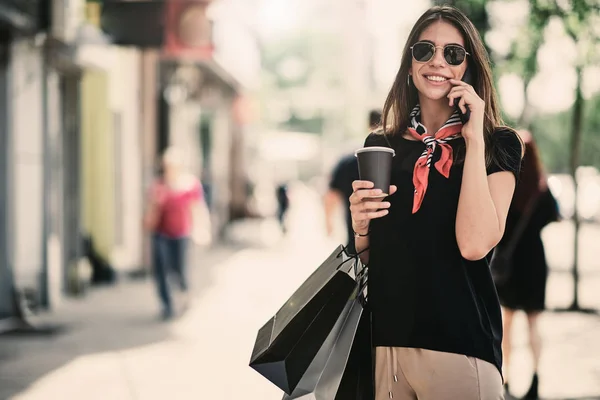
xmin=144 ymin=147 xmax=205 ymax=320
xmin=496 ymin=131 xmax=559 ymax=399
xmin=349 ymin=6 xmax=523 ymax=399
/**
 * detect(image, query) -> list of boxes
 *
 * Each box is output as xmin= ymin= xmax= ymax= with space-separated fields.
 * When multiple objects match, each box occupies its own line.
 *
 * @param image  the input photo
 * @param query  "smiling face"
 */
xmin=410 ymin=20 xmax=468 ymax=102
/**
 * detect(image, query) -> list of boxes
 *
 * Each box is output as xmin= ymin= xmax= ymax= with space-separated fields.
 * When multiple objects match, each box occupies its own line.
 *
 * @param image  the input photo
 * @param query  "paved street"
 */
xmin=1 ymin=183 xmax=599 ymax=400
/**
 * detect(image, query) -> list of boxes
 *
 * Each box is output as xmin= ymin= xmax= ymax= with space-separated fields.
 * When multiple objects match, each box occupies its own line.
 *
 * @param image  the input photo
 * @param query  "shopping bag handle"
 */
xmin=334 ymin=244 xmax=369 ymax=279
xmin=334 ymin=244 xmax=367 ymax=270
xmin=337 ymin=244 xmax=369 ymax=260
xmin=334 ymin=244 xmax=369 ymax=304
xmin=342 ymin=245 xmax=369 ymax=305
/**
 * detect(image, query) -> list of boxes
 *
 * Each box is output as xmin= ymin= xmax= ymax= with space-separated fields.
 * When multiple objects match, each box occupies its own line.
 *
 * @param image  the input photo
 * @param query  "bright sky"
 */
xmin=256 ymin=0 xmax=308 ymax=37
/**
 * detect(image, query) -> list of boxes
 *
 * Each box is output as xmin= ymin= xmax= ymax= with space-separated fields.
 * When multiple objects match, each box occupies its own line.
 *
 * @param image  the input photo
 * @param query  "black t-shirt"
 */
xmin=365 ymin=128 xmax=522 ymax=377
xmin=329 ymin=154 xmax=360 ymax=254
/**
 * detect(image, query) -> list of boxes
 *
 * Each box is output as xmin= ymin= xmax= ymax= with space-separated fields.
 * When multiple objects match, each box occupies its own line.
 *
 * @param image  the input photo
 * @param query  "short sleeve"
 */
xmin=149 ymin=181 xmax=168 ymax=206
xmin=486 ymin=128 xmax=523 ymax=179
xmin=364 ymin=130 xmax=388 ymax=148
xmin=187 ymin=179 xmax=203 ymax=201
xmin=329 ymin=158 xmax=346 ymax=192
xmin=329 ymin=154 xmax=357 ymax=195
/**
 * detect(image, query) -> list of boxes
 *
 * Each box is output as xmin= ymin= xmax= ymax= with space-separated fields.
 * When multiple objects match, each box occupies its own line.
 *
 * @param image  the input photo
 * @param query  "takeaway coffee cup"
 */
xmin=355 ymin=146 xmax=395 ymax=198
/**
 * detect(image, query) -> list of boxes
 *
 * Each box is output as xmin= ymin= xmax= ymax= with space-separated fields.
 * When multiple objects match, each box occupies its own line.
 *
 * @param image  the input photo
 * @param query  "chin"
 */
xmin=416 ymin=88 xmax=449 ymax=102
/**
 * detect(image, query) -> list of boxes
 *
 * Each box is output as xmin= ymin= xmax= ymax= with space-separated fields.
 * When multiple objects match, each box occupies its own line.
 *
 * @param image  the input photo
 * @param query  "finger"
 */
xmin=352 ymin=180 xmax=374 ymax=191
xmin=350 ymin=201 xmax=390 ymax=221
xmin=349 ymin=190 xmax=378 ymax=205
xmin=447 ymin=90 xmax=466 ymax=107
xmin=447 ymin=87 xmax=468 ymax=98
xmin=350 ymin=205 xmax=375 ymax=222
xmin=364 ymin=209 xmax=389 ymax=220
xmin=448 ymin=89 xmax=470 ymax=102
xmin=361 ymin=201 xmax=391 ymax=211
xmin=458 ymin=97 xmax=468 ymax=114
xmin=448 ymin=90 xmax=475 ymax=108
xmin=450 ymin=80 xmax=477 ymax=97
xmin=450 ymin=82 xmax=476 ymax=97
xmin=449 ymin=78 xmax=471 ymax=87
xmin=448 ymin=85 xmax=467 ymax=93
xmin=355 ymin=188 xmax=383 ymax=200
xmin=389 ymin=185 xmax=397 ymax=195
xmin=349 ymin=209 xmax=369 ymax=221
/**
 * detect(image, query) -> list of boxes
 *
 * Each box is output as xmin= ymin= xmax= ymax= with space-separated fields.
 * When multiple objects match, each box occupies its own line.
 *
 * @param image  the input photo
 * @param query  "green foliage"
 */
xmin=531 ymin=109 xmax=571 ymax=173
xmin=435 ymin=0 xmax=492 ymax=53
xmin=491 ymin=0 xmax=599 ymax=173
xmin=436 ymin=0 xmax=490 ymax=32
xmin=531 ymin=93 xmax=600 ymax=173
xmin=500 ymin=24 xmax=544 ymax=82
xmin=581 ymin=94 xmax=600 ymax=168
xmin=259 ymin=30 xmax=343 ymax=133
xmin=280 ymin=113 xmax=324 ymax=134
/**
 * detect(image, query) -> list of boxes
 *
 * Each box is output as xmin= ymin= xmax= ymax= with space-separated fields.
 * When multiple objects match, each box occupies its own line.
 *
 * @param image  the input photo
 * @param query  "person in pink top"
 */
xmin=144 ymin=147 xmax=205 ymax=319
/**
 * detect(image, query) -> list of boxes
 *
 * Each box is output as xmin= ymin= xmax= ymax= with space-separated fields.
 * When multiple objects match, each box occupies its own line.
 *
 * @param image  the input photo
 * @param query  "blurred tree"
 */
xmin=499 ymin=7 xmax=545 ymax=129
xmin=259 ymin=30 xmax=343 ymax=134
xmin=434 ymin=0 xmax=492 ymax=54
xmin=581 ymin=95 xmax=600 ymax=169
xmin=540 ymin=0 xmax=598 ymax=311
xmin=524 ymin=93 xmax=600 ymax=174
xmin=483 ymin=0 xmax=599 ymax=311
xmin=527 ymin=0 xmax=599 ymax=312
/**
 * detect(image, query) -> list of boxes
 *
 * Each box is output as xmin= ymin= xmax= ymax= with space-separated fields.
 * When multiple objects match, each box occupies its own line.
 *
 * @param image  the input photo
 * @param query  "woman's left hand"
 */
xmin=447 ymin=79 xmax=485 ymax=144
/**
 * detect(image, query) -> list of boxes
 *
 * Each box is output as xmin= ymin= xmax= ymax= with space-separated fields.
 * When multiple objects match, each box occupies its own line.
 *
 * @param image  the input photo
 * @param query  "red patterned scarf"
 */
xmin=407 ymin=104 xmax=463 ymax=213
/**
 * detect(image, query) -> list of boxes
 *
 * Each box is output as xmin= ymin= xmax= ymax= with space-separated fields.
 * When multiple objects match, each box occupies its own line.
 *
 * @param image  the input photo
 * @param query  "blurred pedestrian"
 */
xmin=143 ymin=147 xmax=208 ymax=320
xmin=349 ymin=6 xmax=523 ymax=399
xmin=276 ymin=183 xmax=289 ymax=233
xmin=493 ymin=130 xmax=560 ymax=399
xmin=324 ymin=109 xmax=382 ymax=254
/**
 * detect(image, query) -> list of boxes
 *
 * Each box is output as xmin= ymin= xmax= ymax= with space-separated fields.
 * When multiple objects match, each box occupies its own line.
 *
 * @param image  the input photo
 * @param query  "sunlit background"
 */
xmin=0 ymin=0 xmax=599 ymax=399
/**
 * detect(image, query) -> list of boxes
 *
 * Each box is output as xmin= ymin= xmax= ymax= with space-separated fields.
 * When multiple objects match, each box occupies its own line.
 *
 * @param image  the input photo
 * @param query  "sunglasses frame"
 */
xmin=410 ymin=41 xmax=470 ymax=66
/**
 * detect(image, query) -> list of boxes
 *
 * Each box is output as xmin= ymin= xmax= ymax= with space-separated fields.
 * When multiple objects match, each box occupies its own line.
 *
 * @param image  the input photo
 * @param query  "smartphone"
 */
xmin=453 ymin=67 xmax=473 ymax=124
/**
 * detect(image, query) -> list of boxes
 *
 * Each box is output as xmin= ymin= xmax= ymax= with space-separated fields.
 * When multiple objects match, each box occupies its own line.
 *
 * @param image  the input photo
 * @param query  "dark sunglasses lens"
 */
xmin=412 ymin=43 xmax=434 ymax=62
xmin=444 ymin=46 xmax=466 ymax=65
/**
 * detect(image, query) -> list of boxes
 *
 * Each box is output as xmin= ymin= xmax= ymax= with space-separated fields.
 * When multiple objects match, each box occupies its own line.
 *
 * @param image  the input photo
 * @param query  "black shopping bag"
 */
xmin=334 ymin=302 xmax=374 ymax=400
xmin=250 ymin=245 xmax=359 ymax=395
xmin=282 ymin=279 xmax=373 ymax=400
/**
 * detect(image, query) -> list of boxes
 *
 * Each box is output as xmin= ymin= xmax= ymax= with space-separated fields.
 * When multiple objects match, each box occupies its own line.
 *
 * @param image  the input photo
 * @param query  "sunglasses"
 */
xmin=410 ymin=41 xmax=469 ymax=66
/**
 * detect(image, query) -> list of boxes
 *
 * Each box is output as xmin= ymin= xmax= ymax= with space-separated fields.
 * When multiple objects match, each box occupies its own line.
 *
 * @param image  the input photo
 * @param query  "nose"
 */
xmin=429 ymin=47 xmax=446 ymax=67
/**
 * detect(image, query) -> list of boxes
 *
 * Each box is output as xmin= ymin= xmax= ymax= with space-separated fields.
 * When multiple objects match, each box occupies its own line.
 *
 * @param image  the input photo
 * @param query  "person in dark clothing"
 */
xmin=349 ymin=6 xmax=523 ymax=399
xmin=324 ymin=110 xmax=382 ymax=254
xmin=276 ymin=183 xmax=290 ymax=233
xmin=494 ymin=130 xmax=559 ymax=399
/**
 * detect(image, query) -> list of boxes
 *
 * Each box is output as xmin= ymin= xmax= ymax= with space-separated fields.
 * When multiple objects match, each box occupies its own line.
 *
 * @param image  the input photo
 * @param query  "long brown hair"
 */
xmin=381 ymin=5 xmax=515 ymax=166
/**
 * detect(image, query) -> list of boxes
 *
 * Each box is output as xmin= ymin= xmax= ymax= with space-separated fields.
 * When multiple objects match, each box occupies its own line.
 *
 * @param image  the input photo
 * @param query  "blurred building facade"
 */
xmin=0 ymin=0 xmax=260 ymax=326
xmin=102 ymin=0 xmax=260 ymax=235
xmin=0 ymin=0 xmax=49 ymax=322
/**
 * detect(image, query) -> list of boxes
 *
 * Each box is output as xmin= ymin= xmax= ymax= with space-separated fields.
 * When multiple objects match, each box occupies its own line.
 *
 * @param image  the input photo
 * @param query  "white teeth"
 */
xmin=426 ymin=76 xmax=447 ymax=82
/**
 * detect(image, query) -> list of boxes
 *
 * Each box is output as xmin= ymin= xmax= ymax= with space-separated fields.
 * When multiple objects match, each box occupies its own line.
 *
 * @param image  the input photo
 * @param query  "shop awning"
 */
xmin=101 ymin=1 xmax=165 ymax=48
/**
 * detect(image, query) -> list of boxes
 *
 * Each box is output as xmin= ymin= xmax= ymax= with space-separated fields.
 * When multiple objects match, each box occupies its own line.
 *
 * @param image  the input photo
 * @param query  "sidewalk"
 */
xmin=1 ymin=184 xmax=599 ymax=400
xmin=0 ymin=244 xmax=240 ymax=400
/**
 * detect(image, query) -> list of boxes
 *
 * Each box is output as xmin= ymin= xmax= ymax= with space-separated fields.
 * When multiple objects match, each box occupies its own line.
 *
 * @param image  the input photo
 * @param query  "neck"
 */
xmin=164 ymin=170 xmax=179 ymax=184
xmin=418 ymin=95 xmax=455 ymax=134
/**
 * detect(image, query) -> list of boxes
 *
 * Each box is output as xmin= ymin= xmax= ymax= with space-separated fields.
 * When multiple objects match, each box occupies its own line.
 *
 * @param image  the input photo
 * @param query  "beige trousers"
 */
xmin=375 ymin=347 xmax=504 ymax=400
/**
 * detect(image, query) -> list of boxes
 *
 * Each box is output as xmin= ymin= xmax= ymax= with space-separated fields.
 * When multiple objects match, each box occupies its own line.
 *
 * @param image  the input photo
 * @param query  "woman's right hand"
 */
xmin=349 ymin=180 xmax=397 ymax=234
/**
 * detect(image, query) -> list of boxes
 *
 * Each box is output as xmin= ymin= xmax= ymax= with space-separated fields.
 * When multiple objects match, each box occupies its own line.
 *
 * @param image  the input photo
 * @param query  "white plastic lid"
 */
xmin=355 ymin=146 xmax=395 ymax=156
